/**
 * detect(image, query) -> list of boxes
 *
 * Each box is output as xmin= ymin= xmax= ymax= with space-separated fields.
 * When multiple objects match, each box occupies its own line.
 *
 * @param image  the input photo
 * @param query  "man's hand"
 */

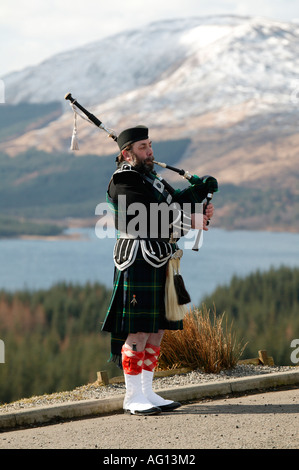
xmin=203 ymin=202 xmax=214 ymax=230
xmin=191 ymin=203 xmax=214 ymax=231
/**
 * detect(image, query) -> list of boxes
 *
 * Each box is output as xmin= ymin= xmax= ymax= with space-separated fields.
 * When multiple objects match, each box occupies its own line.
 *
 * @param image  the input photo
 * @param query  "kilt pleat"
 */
xmin=102 ymin=248 xmax=183 ymax=363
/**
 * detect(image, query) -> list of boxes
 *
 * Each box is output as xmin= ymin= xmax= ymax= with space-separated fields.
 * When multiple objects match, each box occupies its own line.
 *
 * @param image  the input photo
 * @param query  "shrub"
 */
xmin=158 ymin=305 xmax=247 ymax=373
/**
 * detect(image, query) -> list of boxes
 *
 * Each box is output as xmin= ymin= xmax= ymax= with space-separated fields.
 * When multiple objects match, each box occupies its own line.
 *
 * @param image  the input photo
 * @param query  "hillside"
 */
xmin=1 ymin=15 xmax=299 ymax=232
xmin=0 ymin=142 xmax=297 ymax=233
xmin=202 ymin=266 xmax=299 ymax=366
xmin=0 ymin=266 xmax=297 ymax=404
xmin=0 ymin=282 xmax=116 ymax=404
xmin=0 ymin=139 xmax=189 ymax=221
xmin=0 ymin=102 xmax=62 ymax=143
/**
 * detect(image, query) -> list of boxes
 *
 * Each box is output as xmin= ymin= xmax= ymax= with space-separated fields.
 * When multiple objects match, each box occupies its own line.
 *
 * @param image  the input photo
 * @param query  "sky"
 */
xmin=1 ymin=0 xmax=299 ymax=77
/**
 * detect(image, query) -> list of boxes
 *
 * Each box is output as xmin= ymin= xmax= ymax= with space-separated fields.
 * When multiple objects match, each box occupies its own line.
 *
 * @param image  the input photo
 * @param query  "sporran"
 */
xmin=165 ymin=249 xmax=191 ymax=322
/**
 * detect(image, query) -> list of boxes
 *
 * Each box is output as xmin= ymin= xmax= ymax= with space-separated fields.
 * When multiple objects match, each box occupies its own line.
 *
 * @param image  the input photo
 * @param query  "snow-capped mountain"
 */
xmin=4 ymin=15 xmax=299 ymax=112
xmin=3 ymin=15 xmax=249 ymax=106
xmin=1 ymin=15 xmax=299 ymax=188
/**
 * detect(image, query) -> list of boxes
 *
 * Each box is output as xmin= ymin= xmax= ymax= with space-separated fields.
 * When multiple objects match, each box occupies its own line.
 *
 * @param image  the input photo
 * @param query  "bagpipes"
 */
xmin=64 ymin=92 xmax=218 ymax=251
xmin=65 ymin=92 xmax=219 ymax=321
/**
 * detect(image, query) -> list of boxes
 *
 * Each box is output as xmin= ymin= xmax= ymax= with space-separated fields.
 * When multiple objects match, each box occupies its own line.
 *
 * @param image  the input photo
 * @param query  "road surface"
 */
xmin=0 ymin=387 xmax=298 ymax=451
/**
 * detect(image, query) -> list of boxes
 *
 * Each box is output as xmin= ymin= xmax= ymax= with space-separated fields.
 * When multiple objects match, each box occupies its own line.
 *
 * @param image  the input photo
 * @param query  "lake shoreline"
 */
xmin=1 ymin=227 xmax=299 ymax=300
xmin=4 ymin=219 xmax=299 ymax=241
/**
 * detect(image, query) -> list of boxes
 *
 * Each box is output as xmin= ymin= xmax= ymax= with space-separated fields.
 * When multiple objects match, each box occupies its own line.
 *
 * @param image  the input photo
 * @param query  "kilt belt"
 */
xmin=113 ymin=238 xmax=178 ymax=270
xmin=102 ymin=239 xmax=184 ymax=366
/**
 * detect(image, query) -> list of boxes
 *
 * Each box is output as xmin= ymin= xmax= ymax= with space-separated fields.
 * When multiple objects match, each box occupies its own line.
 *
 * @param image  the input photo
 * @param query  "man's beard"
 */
xmin=130 ymin=152 xmax=154 ymax=173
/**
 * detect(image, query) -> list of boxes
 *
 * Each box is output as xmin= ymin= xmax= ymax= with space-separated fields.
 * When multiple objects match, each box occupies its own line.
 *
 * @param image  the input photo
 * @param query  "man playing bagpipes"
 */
xmin=64 ymin=92 xmax=217 ymax=416
xmin=101 ymin=125 xmax=216 ymax=415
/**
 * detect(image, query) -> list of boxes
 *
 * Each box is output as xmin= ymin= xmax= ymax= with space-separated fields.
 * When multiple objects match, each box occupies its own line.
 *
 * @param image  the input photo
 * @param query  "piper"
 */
xmin=65 ymin=94 xmax=218 ymax=415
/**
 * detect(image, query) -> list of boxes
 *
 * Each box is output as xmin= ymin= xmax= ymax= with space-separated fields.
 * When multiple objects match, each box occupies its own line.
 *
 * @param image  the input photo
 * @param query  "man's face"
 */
xmin=125 ymin=139 xmax=154 ymax=172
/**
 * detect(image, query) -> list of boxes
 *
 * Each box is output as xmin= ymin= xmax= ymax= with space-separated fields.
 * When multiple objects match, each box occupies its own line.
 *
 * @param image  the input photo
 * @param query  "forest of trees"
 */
xmin=0 ymin=266 xmax=298 ymax=405
xmin=0 ymin=282 xmax=119 ymax=404
xmin=201 ymin=265 xmax=299 ymax=366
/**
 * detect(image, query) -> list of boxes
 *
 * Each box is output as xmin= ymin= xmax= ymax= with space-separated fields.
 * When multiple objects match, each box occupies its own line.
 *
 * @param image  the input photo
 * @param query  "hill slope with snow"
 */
xmin=1 ymin=15 xmax=299 ymax=197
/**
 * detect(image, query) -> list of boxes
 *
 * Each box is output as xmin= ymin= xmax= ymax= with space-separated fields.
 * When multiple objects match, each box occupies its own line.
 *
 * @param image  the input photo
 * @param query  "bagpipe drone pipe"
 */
xmin=64 ymin=93 xmax=218 ymax=251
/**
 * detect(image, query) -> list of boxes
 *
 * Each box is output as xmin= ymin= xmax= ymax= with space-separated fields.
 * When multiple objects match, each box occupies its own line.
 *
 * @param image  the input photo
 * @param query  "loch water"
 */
xmin=1 ymin=228 xmax=298 ymax=304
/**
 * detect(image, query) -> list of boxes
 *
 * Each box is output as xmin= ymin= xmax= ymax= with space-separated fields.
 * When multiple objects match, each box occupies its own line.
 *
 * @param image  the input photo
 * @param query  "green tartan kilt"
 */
xmin=102 ymin=248 xmax=183 ymax=363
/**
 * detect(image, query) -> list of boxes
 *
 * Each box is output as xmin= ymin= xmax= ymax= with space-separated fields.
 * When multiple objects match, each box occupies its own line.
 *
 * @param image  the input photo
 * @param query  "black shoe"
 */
xmin=158 ymin=401 xmax=181 ymax=412
xmin=124 ymin=406 xmax=161 ymax=416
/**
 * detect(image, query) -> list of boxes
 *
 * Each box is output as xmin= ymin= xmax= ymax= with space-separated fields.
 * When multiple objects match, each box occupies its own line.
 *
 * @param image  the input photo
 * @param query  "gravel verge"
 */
xmin=0 ymin=364 xmax=295 ymax=414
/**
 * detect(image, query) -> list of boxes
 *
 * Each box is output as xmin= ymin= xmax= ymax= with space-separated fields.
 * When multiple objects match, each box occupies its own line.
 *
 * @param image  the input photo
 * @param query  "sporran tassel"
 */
xmin=174 ymin=274 xmax=191 ymax=305
xmin=171 ymin=256 xmax=191 ymax=305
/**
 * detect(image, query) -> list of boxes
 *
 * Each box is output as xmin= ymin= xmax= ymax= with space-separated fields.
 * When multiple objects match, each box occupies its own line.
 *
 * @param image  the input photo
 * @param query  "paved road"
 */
xmin=0 ymin=387 xmax=298 ymax=451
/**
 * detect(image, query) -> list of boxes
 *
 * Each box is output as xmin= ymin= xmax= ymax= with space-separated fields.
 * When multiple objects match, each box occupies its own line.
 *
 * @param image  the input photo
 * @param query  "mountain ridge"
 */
xmin=1 ymin=15 xmax=298 ymax=231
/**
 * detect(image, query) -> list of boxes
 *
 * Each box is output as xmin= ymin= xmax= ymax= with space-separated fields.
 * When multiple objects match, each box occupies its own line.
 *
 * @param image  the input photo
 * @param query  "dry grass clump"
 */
xmin=159 ymin=305 xmax=247 ymax=373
